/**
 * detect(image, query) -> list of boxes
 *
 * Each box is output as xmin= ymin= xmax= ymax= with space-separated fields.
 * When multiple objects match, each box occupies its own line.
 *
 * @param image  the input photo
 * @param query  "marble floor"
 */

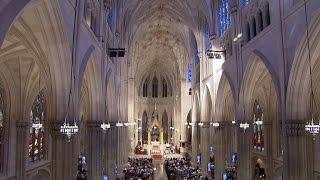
xmin=153 ymin=160 xmax=168 ymax=180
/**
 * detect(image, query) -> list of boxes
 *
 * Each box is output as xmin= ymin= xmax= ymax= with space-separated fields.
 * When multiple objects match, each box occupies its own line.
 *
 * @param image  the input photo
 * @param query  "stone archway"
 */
xmin=286 ymin=11 xmax=320 ymax=180
xmin=240 ymin=53 xmax=280 ymax=179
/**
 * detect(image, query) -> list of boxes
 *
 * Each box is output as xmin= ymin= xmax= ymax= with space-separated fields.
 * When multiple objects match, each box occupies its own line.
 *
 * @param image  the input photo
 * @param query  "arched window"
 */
xmin=205 ymin=23 xmax=212 ymax=52
xmin=152 ymin=77 xmax=158 ymax=98
xmin=252 ymin=18 xmax=257 ymax=37
xmin=246 ymin=22 xmax=251 ymax=42
xmin=162 ymin=111 xmax=168 ymax=143
xmin=162 ymin=80 xmax=168 ymax=97
xmin=143 ymin=80 xmax=148 ymax=97
xmin=29 ymin=90 xmax=46 ymax=162
xmin=243 ymin=0 xmax=250 ymax=6
xmin=107 ymin=6 xmax=115 ymax=33
xmin=265 ymin=3 xmax=271 ymax=27
xmin=252 ymin=100 xmax=264 ymax=151
xmin=217 ymin=0 xmax=231 ymax=36
xmin=0 ymin=83 xmax=5 ymax=170
xmin=142 ymin=112 xmax=148 ymax=144
xmin=257 ymin=10 xmax=263 ymax=32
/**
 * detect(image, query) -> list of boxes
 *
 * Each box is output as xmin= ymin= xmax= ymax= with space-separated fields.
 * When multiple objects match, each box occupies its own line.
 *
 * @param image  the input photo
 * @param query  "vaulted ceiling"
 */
xmin=120 ymin=0 xmax=214 ymax=85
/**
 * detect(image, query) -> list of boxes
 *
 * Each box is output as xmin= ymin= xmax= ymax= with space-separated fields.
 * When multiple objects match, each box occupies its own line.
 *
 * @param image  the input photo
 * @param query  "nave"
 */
xmin=0 ymin=0 xmax=320 ymax=180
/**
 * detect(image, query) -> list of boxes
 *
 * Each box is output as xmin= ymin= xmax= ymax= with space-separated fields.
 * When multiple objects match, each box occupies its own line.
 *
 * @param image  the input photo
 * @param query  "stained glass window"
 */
xmin=243 ymin=0 xmax=250 ymax=6
xmin=162 ymin=80 xmax=168 ymax=97
xmin=0 ymin=83 xmax=5 ymax=170
xmin=107 ymin=7 xmax=114 ymax=32
xmin=143 ymin=80 xmax=148 ymax=97
xmin=252 ymin=100 xmax=264 ymax=151
xmin=187 ymin=66 xmax=192 ymax=83
xmin=152 ymin=77 xmax=158 ymax=98
xmin=217 ymin=0 xmax=231 ymax=36
xmin=29 ymin=90 xmax=46 ymax=162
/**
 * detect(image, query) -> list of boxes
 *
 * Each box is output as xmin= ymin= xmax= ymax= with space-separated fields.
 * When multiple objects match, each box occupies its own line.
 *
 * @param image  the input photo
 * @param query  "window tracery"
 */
xmin=252 ymin=100 xmax=264 ymax=151
xmin=162 ymin=79 xmax=168 ymax=97
xmin=143 ymin=80 xmax=148 ymax=97
xmin=29 ymin=90 xmax=46 ymax=162
xmin=218 ymin=0 xmax=231 ymax=36
xmin=152 ymin=77 xmax=158 ymax=98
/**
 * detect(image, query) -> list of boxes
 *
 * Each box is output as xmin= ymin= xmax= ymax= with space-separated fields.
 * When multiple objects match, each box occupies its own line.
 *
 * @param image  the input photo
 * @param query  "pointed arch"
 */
xmin=287 ymin=11 xmax=320 ymax=120
xmin=152 ymin=76 xmax=158 ymax=98
xmin=162 ymin=111 xmax=169 ymax=143
xmin=241 ymin=53 xmax=280 ymax=123
xmin=142 ymin=111 xmax=148 ymax=144
xmin=216 ymin=72 xmax=235 ymax=122
xmin=202 ymin=85 xmax=213 ymax=122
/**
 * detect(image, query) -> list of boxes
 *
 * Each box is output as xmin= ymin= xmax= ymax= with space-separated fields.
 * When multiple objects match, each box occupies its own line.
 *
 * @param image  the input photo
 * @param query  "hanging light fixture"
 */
xmin=211 ymin=122 xmax=220 ymax=128
xmin=101 ymin=122 xmax=111 ymax=130
xmin=60 ymin=0 xmax=79 ymax=140
xmin=302 ymin=0 xmax=320 ymax=135
xmin=239 ymin=122 xmax=249 ymax=131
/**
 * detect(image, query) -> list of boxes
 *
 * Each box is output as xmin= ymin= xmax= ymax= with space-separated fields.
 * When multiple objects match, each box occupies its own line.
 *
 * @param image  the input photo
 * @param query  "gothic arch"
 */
xmin=202 ymin=85 xmax=213 ymax=122
xmin=0 ymin=0 xmax=72 ymax=121
xmin=162 ymin=111 xmax=169 ymax=143
xmin=78 ymin=49 xmax=102 ymax=121
xmin=287 ymin=11 xmax=320 ymax=121
xmin=241 ymin=53 xmax=279 ymax=123
xmin=142 ymin=111 xmax=148 ymax=144
xmin=216 ymin=72 xmax=235 ymax=122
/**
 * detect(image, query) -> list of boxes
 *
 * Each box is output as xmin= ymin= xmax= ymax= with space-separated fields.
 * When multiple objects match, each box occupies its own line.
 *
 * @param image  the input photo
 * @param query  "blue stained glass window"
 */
xmin=243 ymin=0 xmax=250 ymax=6
xmin=187 ymin=66 xmax=192 ymax=83
xmin=107 ymin=7 xmax=114 ymax=32
xmin=194 ymin=48 xmax=200 ymax=65
xmin=218 ymin=0 xmax=231 ymax=36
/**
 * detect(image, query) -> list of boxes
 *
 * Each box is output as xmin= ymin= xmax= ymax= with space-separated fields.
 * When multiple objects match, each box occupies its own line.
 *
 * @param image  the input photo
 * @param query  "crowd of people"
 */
xmin=123 ymin=157 xmax=154 ymax=179
xmin=164 ymin=157 xmax=204 ymax=179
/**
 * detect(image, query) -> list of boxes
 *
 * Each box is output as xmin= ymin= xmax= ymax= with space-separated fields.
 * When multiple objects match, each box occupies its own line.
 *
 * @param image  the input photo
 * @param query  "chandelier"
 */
xmin=239 ymin=122 xmax=249 ymax=131
xmin=211 ymin=122 xmax=220 ymax=127
xmin=305 ymin=118 xmax=320 ymax=135
xmin=60 ymin=122 xmax=79 ymax=140
xmin=101 ymin=122 xmax=111 ymax=131
xmin=116 ymin=122 xmax=123 ymax=127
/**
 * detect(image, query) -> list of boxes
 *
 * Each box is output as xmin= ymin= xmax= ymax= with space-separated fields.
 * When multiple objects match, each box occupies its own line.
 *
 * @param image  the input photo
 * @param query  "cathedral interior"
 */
xmin=0 ymin=0 xmax=320 ymax=179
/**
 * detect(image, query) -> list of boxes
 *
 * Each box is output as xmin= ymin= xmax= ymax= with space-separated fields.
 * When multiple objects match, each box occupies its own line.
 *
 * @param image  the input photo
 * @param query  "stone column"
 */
xmin=285 ymin=120 xmax=313 ymax=180
xmin=106 ymin=124 xmax=117 ymax=179
xmin=200 ymin=122 xmax=210 ymax=174
xmin=50 ymin=121 xmax=77 ymax=180
xmin=237 ymin=126 xmax=251 ymax=179
xmin=263 ymin=122 xmax=273 ymax=180
xmin=86 ymin=121 xmax=104 ymax=180
xmin=214 ymin=124 xmax=225 ymax=180
xmin=191 ymin=123 xmax=199 ymax=164
xmin=16 ymin=121 xmax=28 ymax=180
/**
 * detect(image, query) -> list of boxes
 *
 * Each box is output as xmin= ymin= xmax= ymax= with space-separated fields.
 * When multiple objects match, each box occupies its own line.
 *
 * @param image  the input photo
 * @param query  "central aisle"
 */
xmin=153 ymin=160 xmax=168 ymax=180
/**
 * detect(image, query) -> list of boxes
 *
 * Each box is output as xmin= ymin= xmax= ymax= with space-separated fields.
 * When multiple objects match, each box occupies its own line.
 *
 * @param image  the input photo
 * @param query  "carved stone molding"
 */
xmin=285 ymin=121 xmax=305 ymax=137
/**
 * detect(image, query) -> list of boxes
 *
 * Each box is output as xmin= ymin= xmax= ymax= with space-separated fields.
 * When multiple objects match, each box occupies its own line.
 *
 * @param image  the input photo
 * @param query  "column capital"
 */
xmin=285 ymin=120 xmax=305 ymax=137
